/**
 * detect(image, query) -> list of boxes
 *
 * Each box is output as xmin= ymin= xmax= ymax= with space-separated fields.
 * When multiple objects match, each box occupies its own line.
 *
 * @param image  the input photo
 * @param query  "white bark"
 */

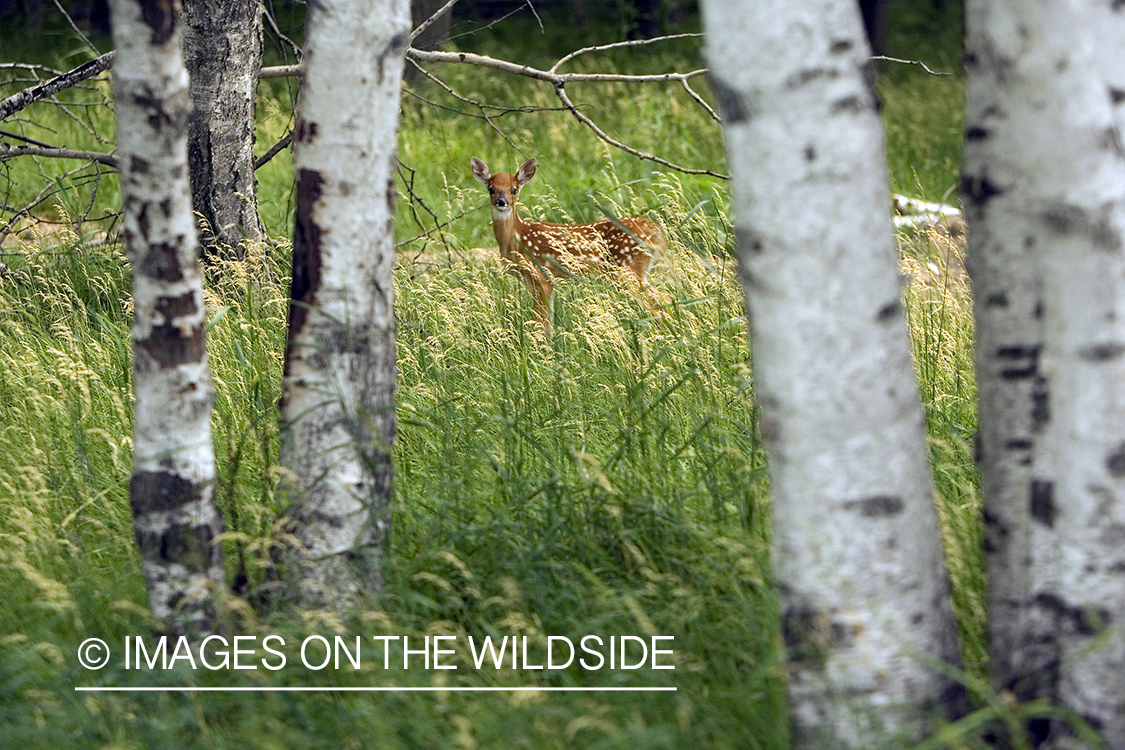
xmin=277 ymin=0 xmax=408 ymax=604
xmin=181 ymin=0 xmax=263 ymax=250
xmin=700 ymin=0 xmax=962 ymax=744
xmin=109 ymin=0 xmax=225 ymax=635
xmin=967 ymin=1 xmax=1125 ymax=743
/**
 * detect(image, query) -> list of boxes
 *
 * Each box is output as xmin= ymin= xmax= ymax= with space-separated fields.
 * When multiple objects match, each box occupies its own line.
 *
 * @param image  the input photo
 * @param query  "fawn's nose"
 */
xmin=495 ymin=196 xmax=508 ymax=208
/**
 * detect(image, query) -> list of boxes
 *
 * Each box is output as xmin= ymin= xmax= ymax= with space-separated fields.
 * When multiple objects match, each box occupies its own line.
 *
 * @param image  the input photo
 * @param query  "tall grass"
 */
xmin=0 ymin=3 xmax=989 ymax=747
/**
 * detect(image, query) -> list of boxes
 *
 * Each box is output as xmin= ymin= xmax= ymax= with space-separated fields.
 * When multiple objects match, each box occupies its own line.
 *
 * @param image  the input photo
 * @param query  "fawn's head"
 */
xmin=471 ymin=157 xmax=537 ymax=218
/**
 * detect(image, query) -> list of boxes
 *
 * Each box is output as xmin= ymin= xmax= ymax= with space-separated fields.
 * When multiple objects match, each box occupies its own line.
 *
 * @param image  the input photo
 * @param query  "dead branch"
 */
xmin=0 ymin=144 xmax=117 ymax=168
xmin=0 ymin=51 xmax=114 ymax=122
xmin=254 ymin=131 xmax=293 ymax=170
xmin=259 ymin=64 xmax=301 ymax=80
xmin=870 ymin=56 xmax=952 ymax=76
xmin=411 ymin=0 xmax=459 ymax=43
xmin=406 ymin=39 xmax=725 ymax=178
xmin=549 ymin=33 xmax=703 ymax=72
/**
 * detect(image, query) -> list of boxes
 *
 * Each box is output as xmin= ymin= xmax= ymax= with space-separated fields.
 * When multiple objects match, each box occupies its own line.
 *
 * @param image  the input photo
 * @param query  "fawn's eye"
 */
xmin=488 ymin=187 xmax=495 ymax=194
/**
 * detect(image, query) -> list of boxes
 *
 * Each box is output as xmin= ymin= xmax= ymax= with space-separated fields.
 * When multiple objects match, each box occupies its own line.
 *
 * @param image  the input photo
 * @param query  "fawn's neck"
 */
xmin=492 ymin=207 xmax=528 ymax=257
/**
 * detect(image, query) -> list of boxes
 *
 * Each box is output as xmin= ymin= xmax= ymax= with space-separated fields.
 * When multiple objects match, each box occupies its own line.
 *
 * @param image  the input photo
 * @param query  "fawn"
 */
xmin=471 ymin=157 xmax=666 ymax=334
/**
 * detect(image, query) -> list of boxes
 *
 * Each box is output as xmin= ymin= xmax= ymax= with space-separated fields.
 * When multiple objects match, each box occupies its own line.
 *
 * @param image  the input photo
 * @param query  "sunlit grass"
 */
xmin=0 ymin=3 xmax=988 ymax=747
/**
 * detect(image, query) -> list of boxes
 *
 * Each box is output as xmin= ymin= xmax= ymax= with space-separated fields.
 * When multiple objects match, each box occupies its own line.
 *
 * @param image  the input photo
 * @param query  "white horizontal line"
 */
xmin=75 ymin=686 xmax=676 ymax=692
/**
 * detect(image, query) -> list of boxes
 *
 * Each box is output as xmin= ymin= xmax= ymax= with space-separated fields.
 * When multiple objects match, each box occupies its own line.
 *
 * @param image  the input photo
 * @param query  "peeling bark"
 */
xmin=277 ymin=0 xmax=408 ymax=606
xmin=110 ymin=0 xmax=226 ymax=636
xmin=181 ymin=0 xmax=262 ymax=253
xmin=966 ymin=1 xmax=1125 ymax=743
xmin=700 ymin=0 xmax=963 ymax=744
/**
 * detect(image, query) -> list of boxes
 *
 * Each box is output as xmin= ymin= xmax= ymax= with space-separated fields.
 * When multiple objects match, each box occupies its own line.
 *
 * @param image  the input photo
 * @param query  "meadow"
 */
xmin=0 ymin=2 xmax=984 ymax=747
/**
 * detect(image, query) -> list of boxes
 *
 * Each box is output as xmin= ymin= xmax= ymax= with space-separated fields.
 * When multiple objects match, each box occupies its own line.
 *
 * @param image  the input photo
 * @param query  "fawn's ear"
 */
xmin=516 ymin=158 xmax=537 ymax=186
xmin=470 ymin=157 xmax=491 ymax=184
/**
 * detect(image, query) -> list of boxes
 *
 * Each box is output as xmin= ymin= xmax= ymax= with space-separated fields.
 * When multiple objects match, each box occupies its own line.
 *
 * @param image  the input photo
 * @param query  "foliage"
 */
xmin=0 ymin=1 xmax=1018 ymax=748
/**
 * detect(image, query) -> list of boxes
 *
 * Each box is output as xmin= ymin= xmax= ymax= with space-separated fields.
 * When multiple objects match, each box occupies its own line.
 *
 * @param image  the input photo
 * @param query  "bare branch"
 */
xmin=259 ymin=64 xmax=301 ymax=79
xmin=0 ymin=129 xmax=58 ymax=148
xmin=0 ymin=52 xmax=114 ymax=122
xmin=870 ymin=56 xmax=952 ymax=76
xmin=0 ymin=143 xmax=118 ymax=168
xmin=411 ymin=0 xmax=459 ymax=43
xmin=682 ymin=79 xmax=720 ymax=122
xmin=0 ymin=63 xmax=65 ymax=75
xmin=50 ymin=0 xmax=101 ymax=55
xmin=254 ymin=131 xmax=293 ymax=170
xmin=550 ymin=33 xmax=704 ymax=73
xmin=552 ymin=84 xmax=728 ymax=178
xmin=408 ymin=48 xmax=706 ymax=85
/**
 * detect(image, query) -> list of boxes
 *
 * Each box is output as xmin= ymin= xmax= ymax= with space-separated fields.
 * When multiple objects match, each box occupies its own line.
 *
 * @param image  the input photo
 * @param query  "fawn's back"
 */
xmin=471 ymin=156 xmax=663 ymax=283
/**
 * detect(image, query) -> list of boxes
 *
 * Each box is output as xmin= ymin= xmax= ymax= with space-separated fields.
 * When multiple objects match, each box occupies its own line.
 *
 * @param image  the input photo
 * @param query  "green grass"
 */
xmin=0 ymin=2 xmax=989 ymax=748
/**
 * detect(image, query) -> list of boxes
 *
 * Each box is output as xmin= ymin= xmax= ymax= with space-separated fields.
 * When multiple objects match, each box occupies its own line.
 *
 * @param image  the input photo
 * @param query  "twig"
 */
xmin=870 ymin=56 xmax=951 ymax=76
xmin=0 ymin=144 xmax=118 ymax=168
xmin=682 ymin=79 xmax=720 ymax=122
xmin=51 ymin=0 xmax=101 ymax=55
xmin=0 ymin=129 xmax=59 ymax=149
xmin=254 ymin=131 xmax=293 ymax=170
xmin=411 ymin=0 xmax=459 ymax=43
xmin=552 ymin=85 xmax=727 ymax=178
xmin=0 ymin=51 xmax=114 ymax=122
xmin=550 ymin=33 xmax=703 ymax=72
xmin=0 ymin=63 xmax=65 ymax=75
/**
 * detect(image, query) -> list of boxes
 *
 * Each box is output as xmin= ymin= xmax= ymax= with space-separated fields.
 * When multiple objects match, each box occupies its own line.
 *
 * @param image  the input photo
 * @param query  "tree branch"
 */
xmin=552 ymin=84 xmax=727 ymax=178
xmin=259 ymin=64 xmax=301 ymax=79
xmin=0 ymin=143 xmax=118 ymax=168
xmin=254 ymin=131 xmax=292 ymax=170
xmin=0 ymin=51 xmax=114 ymax=122
xmin=411 ymin=0 xmax=459 ymax=43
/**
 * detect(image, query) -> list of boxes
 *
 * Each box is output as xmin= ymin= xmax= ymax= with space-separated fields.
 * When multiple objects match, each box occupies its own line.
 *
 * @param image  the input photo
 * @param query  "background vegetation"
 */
xmin=0 ymin=1 xmax=981 ymax=747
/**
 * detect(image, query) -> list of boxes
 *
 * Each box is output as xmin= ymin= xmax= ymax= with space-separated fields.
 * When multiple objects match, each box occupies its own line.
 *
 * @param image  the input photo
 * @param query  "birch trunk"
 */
xmin=700 ymin=0 xmax=963 ymax=744
xmin=967 ymin=1 xmax=1125 ymax=743
xmin=277 ymin=0 xmax=408 ymax=605
xmin=109 ymin=0 xmax=226 ymax=635
xmin=181 ymin=0 xmax=263 ymax=252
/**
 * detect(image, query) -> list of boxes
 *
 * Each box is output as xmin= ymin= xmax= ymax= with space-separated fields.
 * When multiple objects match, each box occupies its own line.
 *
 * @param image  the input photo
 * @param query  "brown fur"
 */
xmin=471 ymin=157 xmax=666 ymax=334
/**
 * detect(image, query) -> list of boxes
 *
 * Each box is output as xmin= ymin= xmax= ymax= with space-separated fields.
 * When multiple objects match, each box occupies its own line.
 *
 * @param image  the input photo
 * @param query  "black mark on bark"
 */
xmin=140 ymin=242 xmax=184 ymax=282
xmin=1080 ymin=343 xmax=1125 ymax=361
xmin=877 ymin=300 xmax=900 ymax=322
xmin=1106 ymin=443 xmax=1125 ymax=477
xmin=1029 ymin=480 xmax=1056 ymax=527
xmin=130 ymin=470 xmax=203 ymax=514
xmin=962 ymin=174 xmax=1004 ymax=208
xmin=735 ymin=226 xmax=764 ymax=255
xmin=140 ymin=0 xmax=177 ymax=46
xmin=136 ymin=322 xmax=205 ymax=369
xmin=843 ymin=495 xmax=904 ymax=517
xmin=295 ymin=119 xmax=319 ymax=145
xmin=288 ymin=169 xmax=326 ymax=343
xmin=155 ymin=291 xmax=197 ymax=321
xmin=996 ymin=345 xmax=1040 ymax=379
xmin=830 ymin=95 xmax=863 ymax=114
xmin=709 ymin=75 xmax=752 ymax=125
xmin=1034 ymin=593 xmax=1111 ymax=635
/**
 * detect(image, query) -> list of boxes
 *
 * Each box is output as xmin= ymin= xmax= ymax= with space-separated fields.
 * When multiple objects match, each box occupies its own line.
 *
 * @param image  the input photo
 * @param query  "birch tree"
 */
xmin=699 ymin=0 xmax=963 ymax=744
xmin=109 ymin=0 xmax=226 ymax=635
xmin=181 ymin=0 xmax=263 ymax=251
xmin=965 ymin=1 xmax=1125 ymax=743
xmin=277 ymin=0 xmax=408 ymax=604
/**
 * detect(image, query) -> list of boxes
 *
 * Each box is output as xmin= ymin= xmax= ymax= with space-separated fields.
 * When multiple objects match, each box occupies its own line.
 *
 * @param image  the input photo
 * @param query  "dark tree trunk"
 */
xmin=181 ymin=0 xmax=263 ymax=255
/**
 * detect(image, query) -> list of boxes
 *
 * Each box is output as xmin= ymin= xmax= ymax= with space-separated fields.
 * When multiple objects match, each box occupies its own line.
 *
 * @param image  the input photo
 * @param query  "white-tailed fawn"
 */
xmin=471 ymin=156 xmax=666 ymax=334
